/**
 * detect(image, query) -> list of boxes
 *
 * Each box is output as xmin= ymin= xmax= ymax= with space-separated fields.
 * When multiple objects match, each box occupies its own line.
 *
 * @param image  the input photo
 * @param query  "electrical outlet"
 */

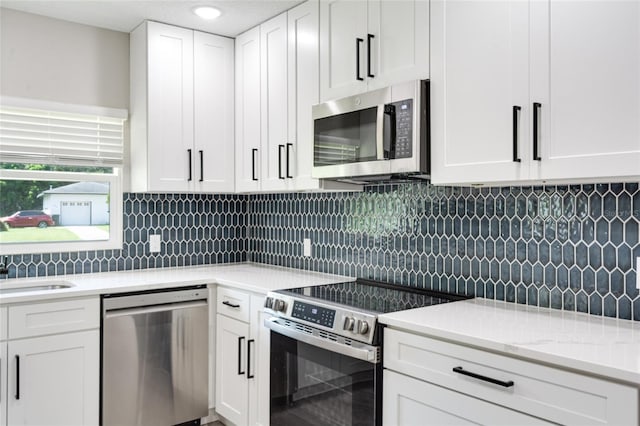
xmin=637 ymin=257 xmax=640 ymax=290
xmin=149 ymin=234 xmax=161 ymax=253
xmin=303 ymin=238 xmax=312 ymax=257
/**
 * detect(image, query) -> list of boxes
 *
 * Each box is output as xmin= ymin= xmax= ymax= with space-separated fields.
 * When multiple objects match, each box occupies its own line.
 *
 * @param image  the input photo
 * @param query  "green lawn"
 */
xmin=0 ymin=226 xmax=81 ymax=243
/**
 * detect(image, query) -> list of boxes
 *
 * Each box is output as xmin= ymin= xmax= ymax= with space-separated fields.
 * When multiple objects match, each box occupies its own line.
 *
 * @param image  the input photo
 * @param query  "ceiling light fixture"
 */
xmin=193 ymin=6 xmax=221 ymax=20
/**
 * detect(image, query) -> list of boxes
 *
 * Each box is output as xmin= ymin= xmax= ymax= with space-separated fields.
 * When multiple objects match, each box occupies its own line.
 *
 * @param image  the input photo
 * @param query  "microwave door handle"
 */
xmin=376 ymin=104 xmax=385 ymax=160
xmin=383 ymin=104 xmax=396 ymax=159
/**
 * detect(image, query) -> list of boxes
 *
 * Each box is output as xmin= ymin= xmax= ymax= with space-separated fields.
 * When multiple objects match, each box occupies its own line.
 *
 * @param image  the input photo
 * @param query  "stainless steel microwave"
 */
xmin=312 ymin=79 xmax=429 ymax=182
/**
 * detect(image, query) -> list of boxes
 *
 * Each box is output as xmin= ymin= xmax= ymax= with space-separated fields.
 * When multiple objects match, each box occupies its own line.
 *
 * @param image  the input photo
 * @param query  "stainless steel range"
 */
xmin=264 ymin=279 xmax=470 ymax=426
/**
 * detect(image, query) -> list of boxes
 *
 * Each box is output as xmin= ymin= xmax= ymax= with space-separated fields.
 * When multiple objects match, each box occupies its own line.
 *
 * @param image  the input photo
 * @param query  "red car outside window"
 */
xmin=1 ymin=211 xmax=55 ymax=228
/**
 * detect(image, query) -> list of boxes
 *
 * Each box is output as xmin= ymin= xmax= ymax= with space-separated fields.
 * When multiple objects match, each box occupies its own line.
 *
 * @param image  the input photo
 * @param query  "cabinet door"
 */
xmin=383 ymin=370 xmax=552 ymax=426
xmin=367 ymin=0 xmax=429 ymax=91
xmin=531 ymin=0 xmax=640 ymax=181
xmin=1 ymin=342 xmax=6 ymax=426
xmin=260 ymin=13 xmax=290 ymax=192
xmin=288 ymin=0 xmax=321 ymax=190
xmin=147 ymin=22 xmax=194 ymax=192
xmin=320 ymin=0 xmax=368 ymax=101
xmin=194 ymin=32 xmax=235 ymax=193
xmin=235 ymin=27 xmax=262 ymax=192
xmin=7 ymin=330 xmax=99 ymax=426
xmin=215 ymin=314 xmax=249 ymax=425
xmin=430 ymin=0 xmax=530 ymax=185
xmin=248 ymin=295 xmax=269 ymax=426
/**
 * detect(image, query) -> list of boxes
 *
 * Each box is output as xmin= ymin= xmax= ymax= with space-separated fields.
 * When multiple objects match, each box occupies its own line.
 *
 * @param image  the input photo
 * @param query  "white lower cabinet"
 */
xmin=215 ymin=289 xmax=269 ymax=426
xmin=1 ymin=344 xmax=6 ymax=426
xmin=7 ymin=331 xmax=99 ymax=426
xmin=1 ymin=298 xmax=99 ymax=426
xmin=247 ymin=295 xmax=270 ymax=426
xmin=383 ymin=328 xmax=638 ymax=426
xmin=216 ymin=314 xmax=249 ymax=424
xmin=0 ymin=307 xmax=6 ymax=426
xmin=384 ymin=370 xmax=551 ymax=425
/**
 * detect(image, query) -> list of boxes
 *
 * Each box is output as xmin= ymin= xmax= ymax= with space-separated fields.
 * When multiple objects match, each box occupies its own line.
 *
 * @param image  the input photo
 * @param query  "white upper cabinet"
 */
xmin=194 ymin=31 xmax=235 ymax=192
xmin=530 ymin=0 xmax=640 ymax=181
xmin=430 ymin=0 xmax=529 ymax=185
xmin=367 ymin=0 xmax=430 ymax=91
xmin=320 ymin=0 xmax=429 ymax=102
xmin=431 ymin=0 xmax=640 ymax=186
xmin=260 ymin=13 xmax=290 ymax=192
xmin=130 ymin=21 xmax=235 ymax=193
xmin=319 ymin=0 xmax=368 ymax=101
xmin=235 ymin=26 xmax=262 ymax=193
xmin=236 ymin=0 xmax=360 ymax=193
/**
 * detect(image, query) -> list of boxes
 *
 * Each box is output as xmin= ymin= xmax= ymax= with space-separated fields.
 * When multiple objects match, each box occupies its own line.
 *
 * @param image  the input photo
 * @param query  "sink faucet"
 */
xmin=0 ymin=256 xmax=9 ymax=275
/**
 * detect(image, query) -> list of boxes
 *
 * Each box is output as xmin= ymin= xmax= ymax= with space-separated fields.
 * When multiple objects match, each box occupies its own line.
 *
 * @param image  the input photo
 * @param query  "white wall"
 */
xmin=0 ymin=8 xmax=129 ymax=109
xmin=1 ymin=8 xmax=132 ymax=190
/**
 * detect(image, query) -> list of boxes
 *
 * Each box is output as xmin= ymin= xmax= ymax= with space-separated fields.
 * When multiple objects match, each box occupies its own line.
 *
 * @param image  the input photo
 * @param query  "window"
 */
xmin=0 ymin=97 xmax=126 ymax=254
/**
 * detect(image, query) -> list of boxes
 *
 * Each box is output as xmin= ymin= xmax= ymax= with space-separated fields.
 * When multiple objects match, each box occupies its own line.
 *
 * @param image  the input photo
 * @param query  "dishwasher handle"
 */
xmin=104 ymin=300 xmax=207 ymax=319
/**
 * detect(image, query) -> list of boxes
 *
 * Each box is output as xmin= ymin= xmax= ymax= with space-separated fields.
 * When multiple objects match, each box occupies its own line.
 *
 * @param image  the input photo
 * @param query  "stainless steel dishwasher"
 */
xmin=102 ymin=286 xmax=208 ymax=426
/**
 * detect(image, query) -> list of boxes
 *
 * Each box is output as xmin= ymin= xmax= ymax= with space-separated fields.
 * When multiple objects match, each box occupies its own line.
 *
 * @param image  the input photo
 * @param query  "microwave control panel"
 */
xmin=392 ymin=99 xmax=413 ymax=159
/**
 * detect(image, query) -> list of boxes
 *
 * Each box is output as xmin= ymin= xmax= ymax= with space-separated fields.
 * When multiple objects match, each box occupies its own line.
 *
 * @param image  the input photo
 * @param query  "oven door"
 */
xmin=265 ymin=317 xmax=382 ymax=426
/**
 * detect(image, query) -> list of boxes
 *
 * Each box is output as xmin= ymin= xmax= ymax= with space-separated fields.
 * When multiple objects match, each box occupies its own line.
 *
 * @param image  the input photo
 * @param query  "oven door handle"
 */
xmin=264 ymin=317 xmax=380 ymax=364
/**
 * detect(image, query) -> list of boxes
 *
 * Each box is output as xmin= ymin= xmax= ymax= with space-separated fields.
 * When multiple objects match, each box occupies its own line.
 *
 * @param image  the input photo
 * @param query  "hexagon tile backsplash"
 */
xmin=3 ymin=193 xmax=248 ymax=278
xmin=250 ymin=182 xmax=640 ymax=321
xmin=2 ymin=181 xmax=640 ymax=321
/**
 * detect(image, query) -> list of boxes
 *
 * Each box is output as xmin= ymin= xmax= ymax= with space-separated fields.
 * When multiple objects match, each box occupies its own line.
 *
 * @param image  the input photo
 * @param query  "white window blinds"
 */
xmin=0 ymin=98 xmax=127 ymax=167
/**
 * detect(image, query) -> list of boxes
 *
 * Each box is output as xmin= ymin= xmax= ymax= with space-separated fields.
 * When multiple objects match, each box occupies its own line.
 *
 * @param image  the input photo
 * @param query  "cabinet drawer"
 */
xmin=0 ymin=306 xmax=7 ymax=341
xmin=217 ymin=287 xmax=250 ymax=323
xmin=8 ymin=298 xmax=99 ymax=339
xmin=384 ymin=328 xmax=638 ymax=425
xmin=383 ymin=370 xmax=552 ymax=426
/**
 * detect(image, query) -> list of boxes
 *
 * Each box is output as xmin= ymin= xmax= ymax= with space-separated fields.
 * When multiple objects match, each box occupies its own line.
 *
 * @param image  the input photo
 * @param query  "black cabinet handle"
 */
xmin=452 ymin=366 xmax=514 ymax=388
xmin=199 ymin=150 xmax=204 ymax=182
xmin=278 ymin=144 xmax=285 ymax=179
xmin=238 ymin=336 xmax=245 ymax=375
xmin=367 ymin=34 xmax=375 ymax=78
xmin=251 ymin=148 xmax=258 ymax=181
xmin=187 ymin=149 xmax=193 ymax=181
xmin=512 ymin=106 xmax=522 ymax=163
xmin=286 ymin=143 xmax=293 ymax=178
xmin=15 ymin=355 xmax=20 ymax=400
xmin=222 ymin=300 xmax=240 ymax=309
xmin=533 ymin=102 xmax=541 ymax=161
xmin=356 ymin=38 xmax=364 ymax=81
xmin=247 ymin=339 xmax=255 ymax=379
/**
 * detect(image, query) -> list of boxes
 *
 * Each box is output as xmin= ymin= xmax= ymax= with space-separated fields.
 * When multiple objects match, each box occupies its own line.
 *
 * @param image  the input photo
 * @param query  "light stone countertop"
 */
xmin=4 ymin=264 xmax=639 ymax=385
xmin=379 ymin=298 xmax=640 ymax=385
xmin=0 ymin=262 xmax=350 ymax=305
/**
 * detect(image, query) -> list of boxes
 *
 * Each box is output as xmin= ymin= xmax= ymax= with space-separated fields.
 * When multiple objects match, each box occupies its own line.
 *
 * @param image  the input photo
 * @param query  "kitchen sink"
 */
xmin=0 ymin=281 xmax=74 ymax=294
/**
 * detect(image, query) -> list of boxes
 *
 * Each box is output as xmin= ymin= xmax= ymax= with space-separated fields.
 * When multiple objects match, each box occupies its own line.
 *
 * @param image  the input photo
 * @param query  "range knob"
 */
xmin=264 ymin=297 xmax=274 ymax=309
xmin=343 ymin=316 xmax=356 ymax=331
xmin=357 ymin=320 xmax=369 ymax=335
xmin=273 ymin=299 xmax=286 ymax=312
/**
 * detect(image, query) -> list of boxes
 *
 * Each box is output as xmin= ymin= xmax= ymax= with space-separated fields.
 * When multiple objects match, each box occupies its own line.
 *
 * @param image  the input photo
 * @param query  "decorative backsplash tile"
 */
xmin=249 ymin=182 xmax=640 ymax=321
xmin=2 ymin=193 xmax=247 ymax=279
xmin=3 ymin=181 xmax=639 ymax=321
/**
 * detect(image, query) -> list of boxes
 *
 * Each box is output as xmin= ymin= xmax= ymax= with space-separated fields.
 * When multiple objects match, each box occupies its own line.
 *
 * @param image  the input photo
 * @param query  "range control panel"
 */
xmin=291 ymin=301 xmax=335 ymax=328
xmin=264 ymin=291 xmax=379 ymax=344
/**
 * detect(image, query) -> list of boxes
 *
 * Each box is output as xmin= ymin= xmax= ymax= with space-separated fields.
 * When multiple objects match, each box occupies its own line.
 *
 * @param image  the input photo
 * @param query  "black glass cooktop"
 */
xmin=278 ymin=279 xmax=471 ymax=315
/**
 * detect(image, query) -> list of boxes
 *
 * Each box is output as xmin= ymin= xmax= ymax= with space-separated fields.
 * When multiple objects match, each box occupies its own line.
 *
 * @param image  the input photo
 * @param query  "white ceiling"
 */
xmin=0 ymin=0 xmax=305 ymax=37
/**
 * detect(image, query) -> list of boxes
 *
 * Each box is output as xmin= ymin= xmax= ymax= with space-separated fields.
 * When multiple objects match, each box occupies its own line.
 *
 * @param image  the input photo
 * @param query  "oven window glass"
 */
xmin=270 ymin=331 xmax=379 ymax=426
xmin=314 ymin=107 xmax=378 ymax=166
